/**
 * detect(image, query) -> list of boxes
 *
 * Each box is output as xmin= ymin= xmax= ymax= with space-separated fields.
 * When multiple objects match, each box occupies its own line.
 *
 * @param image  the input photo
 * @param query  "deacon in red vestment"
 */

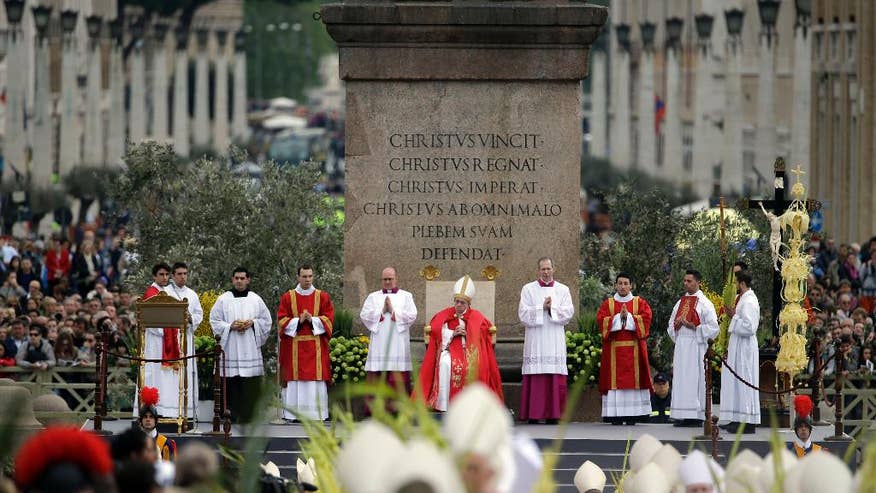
xmin=597 ymin=272 xmax=654 ymax=425
xmin=138 ymin=262 xmax=185 ymax=418
xmin=418 ymin=275 xmax=503 ymax=411
xmin=278 ymin=264 xmax=334 ymax=421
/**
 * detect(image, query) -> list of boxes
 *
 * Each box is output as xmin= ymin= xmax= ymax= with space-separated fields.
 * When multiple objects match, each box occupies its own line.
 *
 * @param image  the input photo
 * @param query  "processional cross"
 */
xmin=738 ymin=158 xmax=821 ymax=339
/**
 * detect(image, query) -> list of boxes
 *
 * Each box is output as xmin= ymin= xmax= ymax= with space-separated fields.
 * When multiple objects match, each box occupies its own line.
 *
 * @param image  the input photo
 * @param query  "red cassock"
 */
xmin=418 ymin=307 xmax=504 ymax=408
xmin=143 ymin=285 xmax=180 ymax=366
xmin=596 ymin=296 xmax=654 ymax=395
xmin=278 ymin=289 xmax=334 ymax=386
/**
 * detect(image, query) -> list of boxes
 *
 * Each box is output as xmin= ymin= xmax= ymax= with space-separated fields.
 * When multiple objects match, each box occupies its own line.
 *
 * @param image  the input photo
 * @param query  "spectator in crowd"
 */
xmin=0 ymin=271 xmax=26 ymax=300
xmin=54 ymin=330 xmax=79 ymax=366
xmin=859 ymin=345 xmax=873 ymax=374
xmin=4 ymin=317 xmax=28 ymax=357
xmin=0 ymin=343 xmax=14 ymax=366
xmin=860 ymin=249 xmax=876 ymax=315
xmin=17 ymin=257 xmax=38 ymax=288
xmin=71 ymin=240 xmax=103 ymax=297
xmin=15 ymin=324 xmax=56 ymax=369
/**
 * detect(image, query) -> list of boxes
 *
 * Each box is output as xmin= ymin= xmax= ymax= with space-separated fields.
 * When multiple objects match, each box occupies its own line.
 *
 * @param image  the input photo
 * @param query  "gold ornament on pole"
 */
xmin=775 ymin=165 xmax=810 ymax=377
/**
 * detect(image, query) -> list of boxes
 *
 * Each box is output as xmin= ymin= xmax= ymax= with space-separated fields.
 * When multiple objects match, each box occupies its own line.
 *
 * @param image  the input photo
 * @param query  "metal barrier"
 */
xmin=0 ymin=365 xmax=136 ymax=421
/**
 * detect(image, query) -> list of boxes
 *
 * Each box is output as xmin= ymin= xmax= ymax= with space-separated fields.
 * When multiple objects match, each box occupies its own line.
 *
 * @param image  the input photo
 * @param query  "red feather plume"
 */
xmin=140 ymin=386 xmax=159 ymax=407
xmin=14 ymin=427 xmax=113 ymax=487
xmin=794 ymin=394 xmax=814 ymax=419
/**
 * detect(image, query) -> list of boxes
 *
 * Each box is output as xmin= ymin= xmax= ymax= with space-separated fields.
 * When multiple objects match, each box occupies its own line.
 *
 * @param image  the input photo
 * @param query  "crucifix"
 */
xmin=738 ymin=157 xmax=821 ymax=339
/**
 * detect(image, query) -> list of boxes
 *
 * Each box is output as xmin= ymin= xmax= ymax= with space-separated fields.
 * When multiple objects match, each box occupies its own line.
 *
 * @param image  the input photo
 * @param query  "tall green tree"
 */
xmin=110 ymin=142 xmax=344 ymax=310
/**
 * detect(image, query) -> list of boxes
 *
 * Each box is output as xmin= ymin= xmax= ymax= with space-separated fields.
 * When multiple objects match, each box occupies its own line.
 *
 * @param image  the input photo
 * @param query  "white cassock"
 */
xmin=360 ymin=289 xmax=418 ymax=372
xmin=719 ymin=289 xmax=761 ymax=424
xmin=518 ymin=280 xmax=574 ymax=376
xmin=210 ymin=291 xmax=272 ymax=377
xmin=140 ymin=282 xmax=187 ymax=418
xmin=164 ymin=283 xmax=204 ymax=418
xmin=667 ymin=290 xmax=719 ymax=420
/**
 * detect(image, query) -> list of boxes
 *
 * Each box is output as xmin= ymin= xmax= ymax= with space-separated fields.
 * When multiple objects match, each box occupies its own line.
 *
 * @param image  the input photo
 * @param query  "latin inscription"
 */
xmin=368 ymin=131 xmax=564 ymax=260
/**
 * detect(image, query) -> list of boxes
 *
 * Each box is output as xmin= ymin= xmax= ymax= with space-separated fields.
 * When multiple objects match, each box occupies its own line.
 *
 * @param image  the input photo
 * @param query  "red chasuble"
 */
xmin=143 ymin=285 xmax=180 ymax=367
xmin=278 ymin=289 xmax=334 ymax=385
xmin=418 ymin=307 xmax=504 ymax=408
xmin=596 ymin=296 xmax=654 ymax=395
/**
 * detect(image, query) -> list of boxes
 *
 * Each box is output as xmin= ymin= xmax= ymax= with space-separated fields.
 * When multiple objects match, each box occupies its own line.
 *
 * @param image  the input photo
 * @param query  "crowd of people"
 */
xmin=805 ymin=237 xmax=876 ymax=378
xmin=0 ymin=227 xmax=140 ymax=406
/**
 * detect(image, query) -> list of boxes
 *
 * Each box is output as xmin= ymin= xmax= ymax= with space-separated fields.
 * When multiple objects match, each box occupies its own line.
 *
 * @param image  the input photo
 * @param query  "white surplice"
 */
xmin=719 ymin=289 xmax=761 ymax=424
xmin=210 ymin=290 xmax=272 ymax=377
xmin=164 ymin=283 xmax=204 ymax=418
xmin=281 ymin=284 xmax=329 ymax=421
xmin=667 ymin=289 xmax=719 ymax=420
xmin=518 ymin=280 xmax=574 ymax=375
xmin=360 ymin=289 xmax=418 ymax=372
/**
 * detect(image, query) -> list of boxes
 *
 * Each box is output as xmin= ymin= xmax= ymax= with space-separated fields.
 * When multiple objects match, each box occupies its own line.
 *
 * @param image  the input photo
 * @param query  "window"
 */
xmin=682 ymin=122 xmax=693 ymax=174
xmin=830 ymin=30 xmax=839 ymax=61
xmin=742 ymin=128 xmax=756 ymax=195
xmin=846 ymin=30 xmax=856 ymax=61
xmin=815 ymin=32 xmax=824 ymax=61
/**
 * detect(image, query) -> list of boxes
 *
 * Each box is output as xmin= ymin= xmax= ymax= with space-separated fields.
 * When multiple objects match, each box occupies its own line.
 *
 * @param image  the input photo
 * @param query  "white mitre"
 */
xmin=629 ymin=434 xmax=663 ymax=472
xmin=453 ymin=275 xmax=476 ymax=302
xmin=679 ymin=450 xmax=724 ymax=488
xmin=797 ymin=451 xmax=852 ymax=493
xmin=725 ymin=449 xmax=763 ymax=493
xmin=443 ymin=382 xmax=514 ymax=492
xmin=384 ymin=439 xmax=466 ymax=493
xmin=573 ymin=460 xmax=606 ymax=493
xmin=335 ymin=420 xmax=403 ymax=493
xmin=510 ymin=432 xmax=542 ymax=493
xmin=650 ymin=443 xmax=683 ymax=487
xmin=757 ymin=448 xmax=797 ymax=492
xmin=626 ymin=462 xmax=670 ymax=493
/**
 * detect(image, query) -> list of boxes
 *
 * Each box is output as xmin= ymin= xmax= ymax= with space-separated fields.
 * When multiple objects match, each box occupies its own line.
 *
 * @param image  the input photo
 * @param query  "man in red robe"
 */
xmin=418 ymin=275 xmax=503 ymax=411
xmin=597 ymin=272 xmax=654 ymax=425
xmin=277 ymin=263 xmax=334 ymax=421
xmin=139 ymin=262 xmax=185 ymax=418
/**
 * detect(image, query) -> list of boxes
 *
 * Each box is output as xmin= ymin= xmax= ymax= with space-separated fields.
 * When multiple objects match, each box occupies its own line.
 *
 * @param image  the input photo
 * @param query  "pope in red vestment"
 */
xmin=417 ymin=275 xmax=503 ymax=411
xmin=596 ymin=274 xmax=654 ymax=422
xmin=278 ymin=287 xmax=334 ymax=385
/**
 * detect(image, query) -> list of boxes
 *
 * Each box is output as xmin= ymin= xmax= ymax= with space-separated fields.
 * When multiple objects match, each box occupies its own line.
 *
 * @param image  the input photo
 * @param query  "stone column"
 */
xmin=3 ymin=25 xmax=27 ymax=182
xmin=83 ymin=18 xmax=104 ymax=165
xmin=722 ymin=13 xmax=745 ymax=195
xmin=129 ymin=38 xmax=147 ymax=144
xmin=754 ymin=28 xmax=778 ymax=190
xmin=636 ymin=22 xmax=656 ymax=175
xmin=663 ymin=31 xmax=683 ymax=180
xmin=790 ymin=20 xmax=811 ymax=191
xmin=212 ymin=30 xmax=229 ymax=154
xmin=231 ymin=31 xmax=248 ymax=142
xmin=589 ymin=48 xmax=607 ymax=158
xmin=150 ymin=24 xmax=170 ymax=143
xmin=172 ymin=27 xmax=190 ymax=157
xmin=691 ymin=15 xmax=715 ymax=199
xmin=31 ymin=28 xmax=53 ymax=187
xmin=192 ymin=29 xmax=211 ymax=149
xmin=58 ymin=16 xmax=82 ymax=177
xmin=321 ymin=1 xmax=606 ymax=352
xmin=106 ymin=21 xmax=126 ymax=165
xmin=610 ymin=24 xmax=632 ymax=170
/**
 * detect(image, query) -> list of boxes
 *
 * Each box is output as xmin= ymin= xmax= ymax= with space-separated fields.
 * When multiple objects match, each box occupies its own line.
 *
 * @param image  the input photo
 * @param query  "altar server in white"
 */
xmin=719 ymin=270 xmax=761 ymax=433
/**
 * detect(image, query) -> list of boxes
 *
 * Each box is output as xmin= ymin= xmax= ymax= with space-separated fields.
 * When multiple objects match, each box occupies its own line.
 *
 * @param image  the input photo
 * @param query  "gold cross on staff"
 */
xmin=790 ymin=164 xmax=806 ymax=183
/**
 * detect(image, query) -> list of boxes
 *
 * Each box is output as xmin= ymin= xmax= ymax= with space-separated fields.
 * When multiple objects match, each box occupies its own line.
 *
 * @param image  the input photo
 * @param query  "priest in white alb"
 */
xmin=210 ymin=266 xmax=272 ymax=423
xmin=719 ymin=270 xmax=761 ymax=433
xmin=360 ymin=266 xmax=418 ymax=397
xmin=667 ymin=269 xmax=719 ymax=427
xmin=518 ymin=257 xmax=575 ymax=424
xmin=163 ymin=261 xmax=204 ymax=419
